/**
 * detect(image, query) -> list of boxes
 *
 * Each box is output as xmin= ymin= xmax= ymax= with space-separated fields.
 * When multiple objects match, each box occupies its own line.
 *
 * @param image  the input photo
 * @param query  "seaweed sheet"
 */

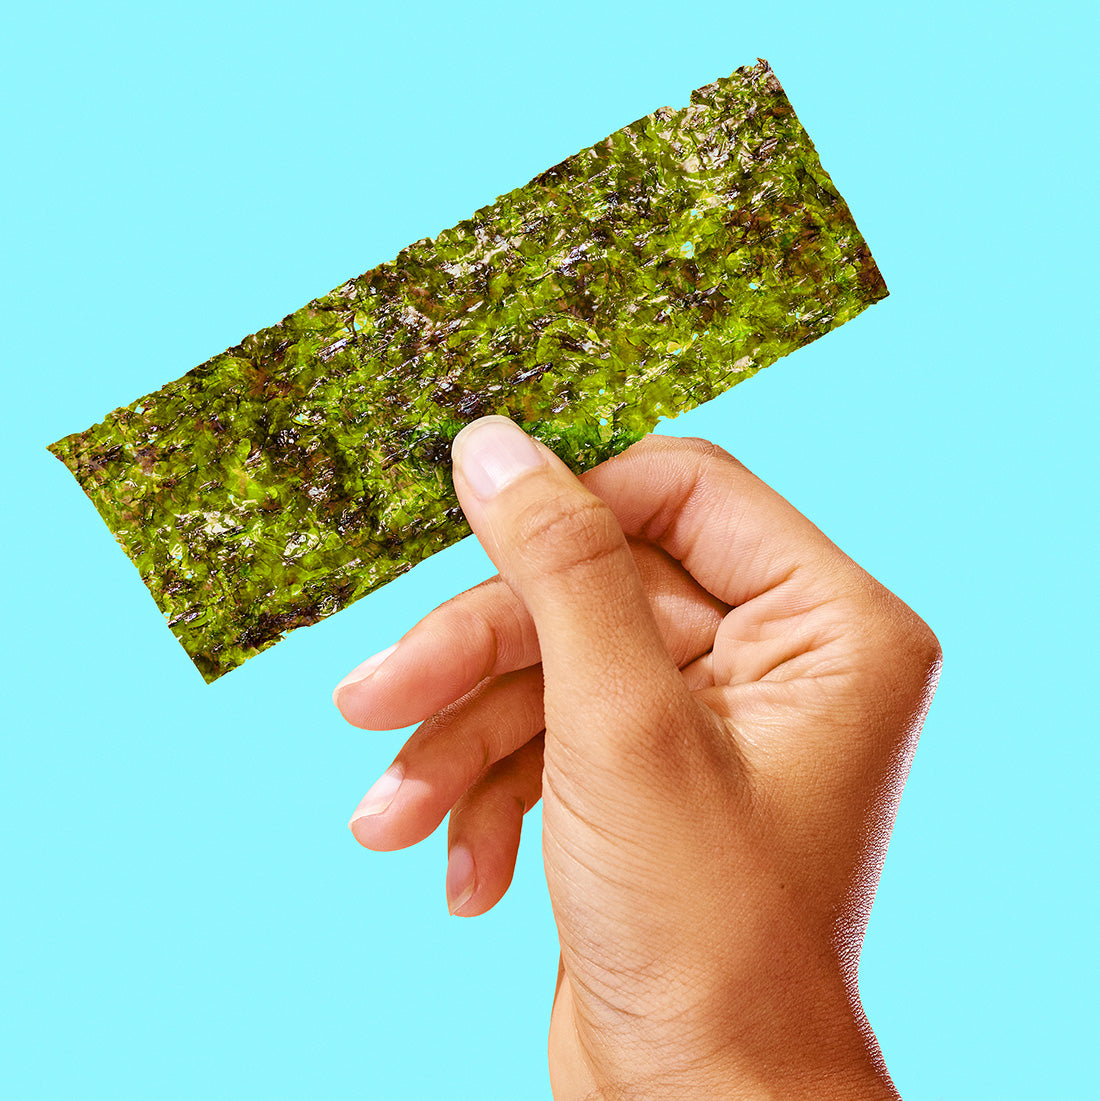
xmin=48 ymin=59 xmax=887 ymax=683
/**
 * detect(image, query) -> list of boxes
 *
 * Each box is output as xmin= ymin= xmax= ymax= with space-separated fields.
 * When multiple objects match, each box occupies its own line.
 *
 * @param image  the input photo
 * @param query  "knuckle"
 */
xmin=465 ymin=605 xmax=508 ymax=679
xmin=514 ymin=491 xmax=625 ymax=579
xmin=861 ymin=587 xmax=944 ymax=705
xmin=911 ymin=614 xmax=943 ymax=669
xmin=478 ymin=778 xmax=529 ymax=820
xmin=454 ymin=765 xmax=528 ymax=823
xmin=885 ymin=593 xmax=943 ymax=670
xmin=666 ymin=433 xmax=747 ymax=472
xmin=432 ymin=576 xmax=536 ymax=676
xmin=675 ymin=435 xmax=741 ymax=465
xmin=621 ymin=432 xmax=744 ymax=469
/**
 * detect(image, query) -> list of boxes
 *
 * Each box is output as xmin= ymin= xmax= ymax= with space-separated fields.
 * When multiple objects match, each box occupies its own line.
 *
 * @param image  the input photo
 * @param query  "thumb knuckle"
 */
xmin=515 ymin=491 xmax=625 ymax=581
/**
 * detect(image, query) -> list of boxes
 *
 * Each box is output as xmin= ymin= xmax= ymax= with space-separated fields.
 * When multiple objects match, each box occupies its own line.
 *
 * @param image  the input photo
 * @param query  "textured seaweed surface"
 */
xmin=49 ymin=59 xmax=887 ymax=682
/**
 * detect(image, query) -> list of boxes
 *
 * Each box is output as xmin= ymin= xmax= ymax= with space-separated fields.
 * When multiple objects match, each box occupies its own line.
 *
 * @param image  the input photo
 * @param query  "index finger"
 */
xmin=582 ymin=434 xmax=852 ymax=608
xmin=333 ymin=533 xmax=728 ymax=730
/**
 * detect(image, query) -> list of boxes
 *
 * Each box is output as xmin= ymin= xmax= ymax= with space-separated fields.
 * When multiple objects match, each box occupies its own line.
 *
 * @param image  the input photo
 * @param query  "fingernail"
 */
xmin=453 ymin=416 xmax=545 ymax=500
xmin=446 ymin=843 xmax=476 ymax=916
xmin=333 ymin=642 xmax=399 ymax=700
xmin=348 ymin=765 xmax=404 ymax=825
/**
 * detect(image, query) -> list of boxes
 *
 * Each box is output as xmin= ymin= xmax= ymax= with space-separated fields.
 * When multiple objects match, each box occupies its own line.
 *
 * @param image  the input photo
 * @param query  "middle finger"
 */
xmin=335 ymin=537 xmax=730 ymax=731
xmin=349 ymin=663 xmax=545 ymax=852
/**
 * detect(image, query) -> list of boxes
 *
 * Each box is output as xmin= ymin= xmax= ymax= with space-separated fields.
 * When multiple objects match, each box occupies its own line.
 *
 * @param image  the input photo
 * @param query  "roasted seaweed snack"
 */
xmin=48 ymin=59 xmax=887 ymax=682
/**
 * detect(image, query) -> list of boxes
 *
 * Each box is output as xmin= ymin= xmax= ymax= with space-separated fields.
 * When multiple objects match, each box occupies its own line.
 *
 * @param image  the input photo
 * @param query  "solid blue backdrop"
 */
xmin=2 ymin=2 xmax=1095 ymax=1098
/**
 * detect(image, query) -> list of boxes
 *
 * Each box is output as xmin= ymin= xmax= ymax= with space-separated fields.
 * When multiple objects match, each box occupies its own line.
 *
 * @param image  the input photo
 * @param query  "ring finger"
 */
xmin=446 ymin=732 xmax=546 ymax=916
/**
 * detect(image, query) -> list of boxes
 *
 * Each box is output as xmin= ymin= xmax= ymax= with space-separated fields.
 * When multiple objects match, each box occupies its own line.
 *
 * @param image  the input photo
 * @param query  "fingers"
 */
xmin=349 ymin=674 xmax=547 ymax=917
xmin=581 ymin=434 xmax=860 ymax=609
xmin=446 ymin=733 xmax=545 ymax=916
xmin=335 ymin=430 xmax=848 ymax=732
xmin=450 ymin=416 xmax=711 ymax=784
xmin=335 ymin=536 xmax=728 ymax=731
xmin=349 ymin=664 xmax=545 ymax=852
xmin=334 ymin=573 xmax=539 ymax=730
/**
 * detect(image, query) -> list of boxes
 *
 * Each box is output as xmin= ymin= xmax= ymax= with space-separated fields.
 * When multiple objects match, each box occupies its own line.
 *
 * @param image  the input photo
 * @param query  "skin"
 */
xmin=334 ymin=416 xmax=941 ymax=1100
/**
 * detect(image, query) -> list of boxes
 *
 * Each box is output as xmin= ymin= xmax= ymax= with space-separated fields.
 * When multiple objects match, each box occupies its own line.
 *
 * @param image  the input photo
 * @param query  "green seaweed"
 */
xmin=48 ymin=59 xmax=888 ymax=682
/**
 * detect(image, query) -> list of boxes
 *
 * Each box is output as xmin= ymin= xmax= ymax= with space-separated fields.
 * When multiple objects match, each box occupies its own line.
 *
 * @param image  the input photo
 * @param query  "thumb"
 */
xmin=450 ymin=416 xmax=705 ymax=781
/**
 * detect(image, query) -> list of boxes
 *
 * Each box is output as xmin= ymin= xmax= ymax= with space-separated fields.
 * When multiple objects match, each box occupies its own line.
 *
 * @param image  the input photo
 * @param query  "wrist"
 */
xmin=553 ymin=1035 xmax=899 ymax=1101
xmin=550 ymin=976 xmax=900 ymax=1101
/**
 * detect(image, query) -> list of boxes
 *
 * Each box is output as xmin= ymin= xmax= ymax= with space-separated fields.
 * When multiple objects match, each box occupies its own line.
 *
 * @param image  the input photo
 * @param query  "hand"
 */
xmin=333 ymin=417 xmax=941 ymax=1100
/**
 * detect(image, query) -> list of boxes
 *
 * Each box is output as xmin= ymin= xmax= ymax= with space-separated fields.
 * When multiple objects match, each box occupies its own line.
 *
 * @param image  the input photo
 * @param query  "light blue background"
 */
xmin=3 ymin=2 xmax=1095 ymax=1097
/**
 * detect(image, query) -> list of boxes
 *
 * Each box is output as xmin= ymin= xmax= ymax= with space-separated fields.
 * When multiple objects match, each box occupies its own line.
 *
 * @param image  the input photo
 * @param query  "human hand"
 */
xmin=334 ymin=417 xmax=941 ymax=1100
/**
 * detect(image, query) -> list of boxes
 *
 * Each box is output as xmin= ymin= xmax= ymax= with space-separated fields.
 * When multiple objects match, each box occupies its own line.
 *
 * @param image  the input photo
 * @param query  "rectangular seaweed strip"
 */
xmin=49 ymin=59 xmax=887 ymax=683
